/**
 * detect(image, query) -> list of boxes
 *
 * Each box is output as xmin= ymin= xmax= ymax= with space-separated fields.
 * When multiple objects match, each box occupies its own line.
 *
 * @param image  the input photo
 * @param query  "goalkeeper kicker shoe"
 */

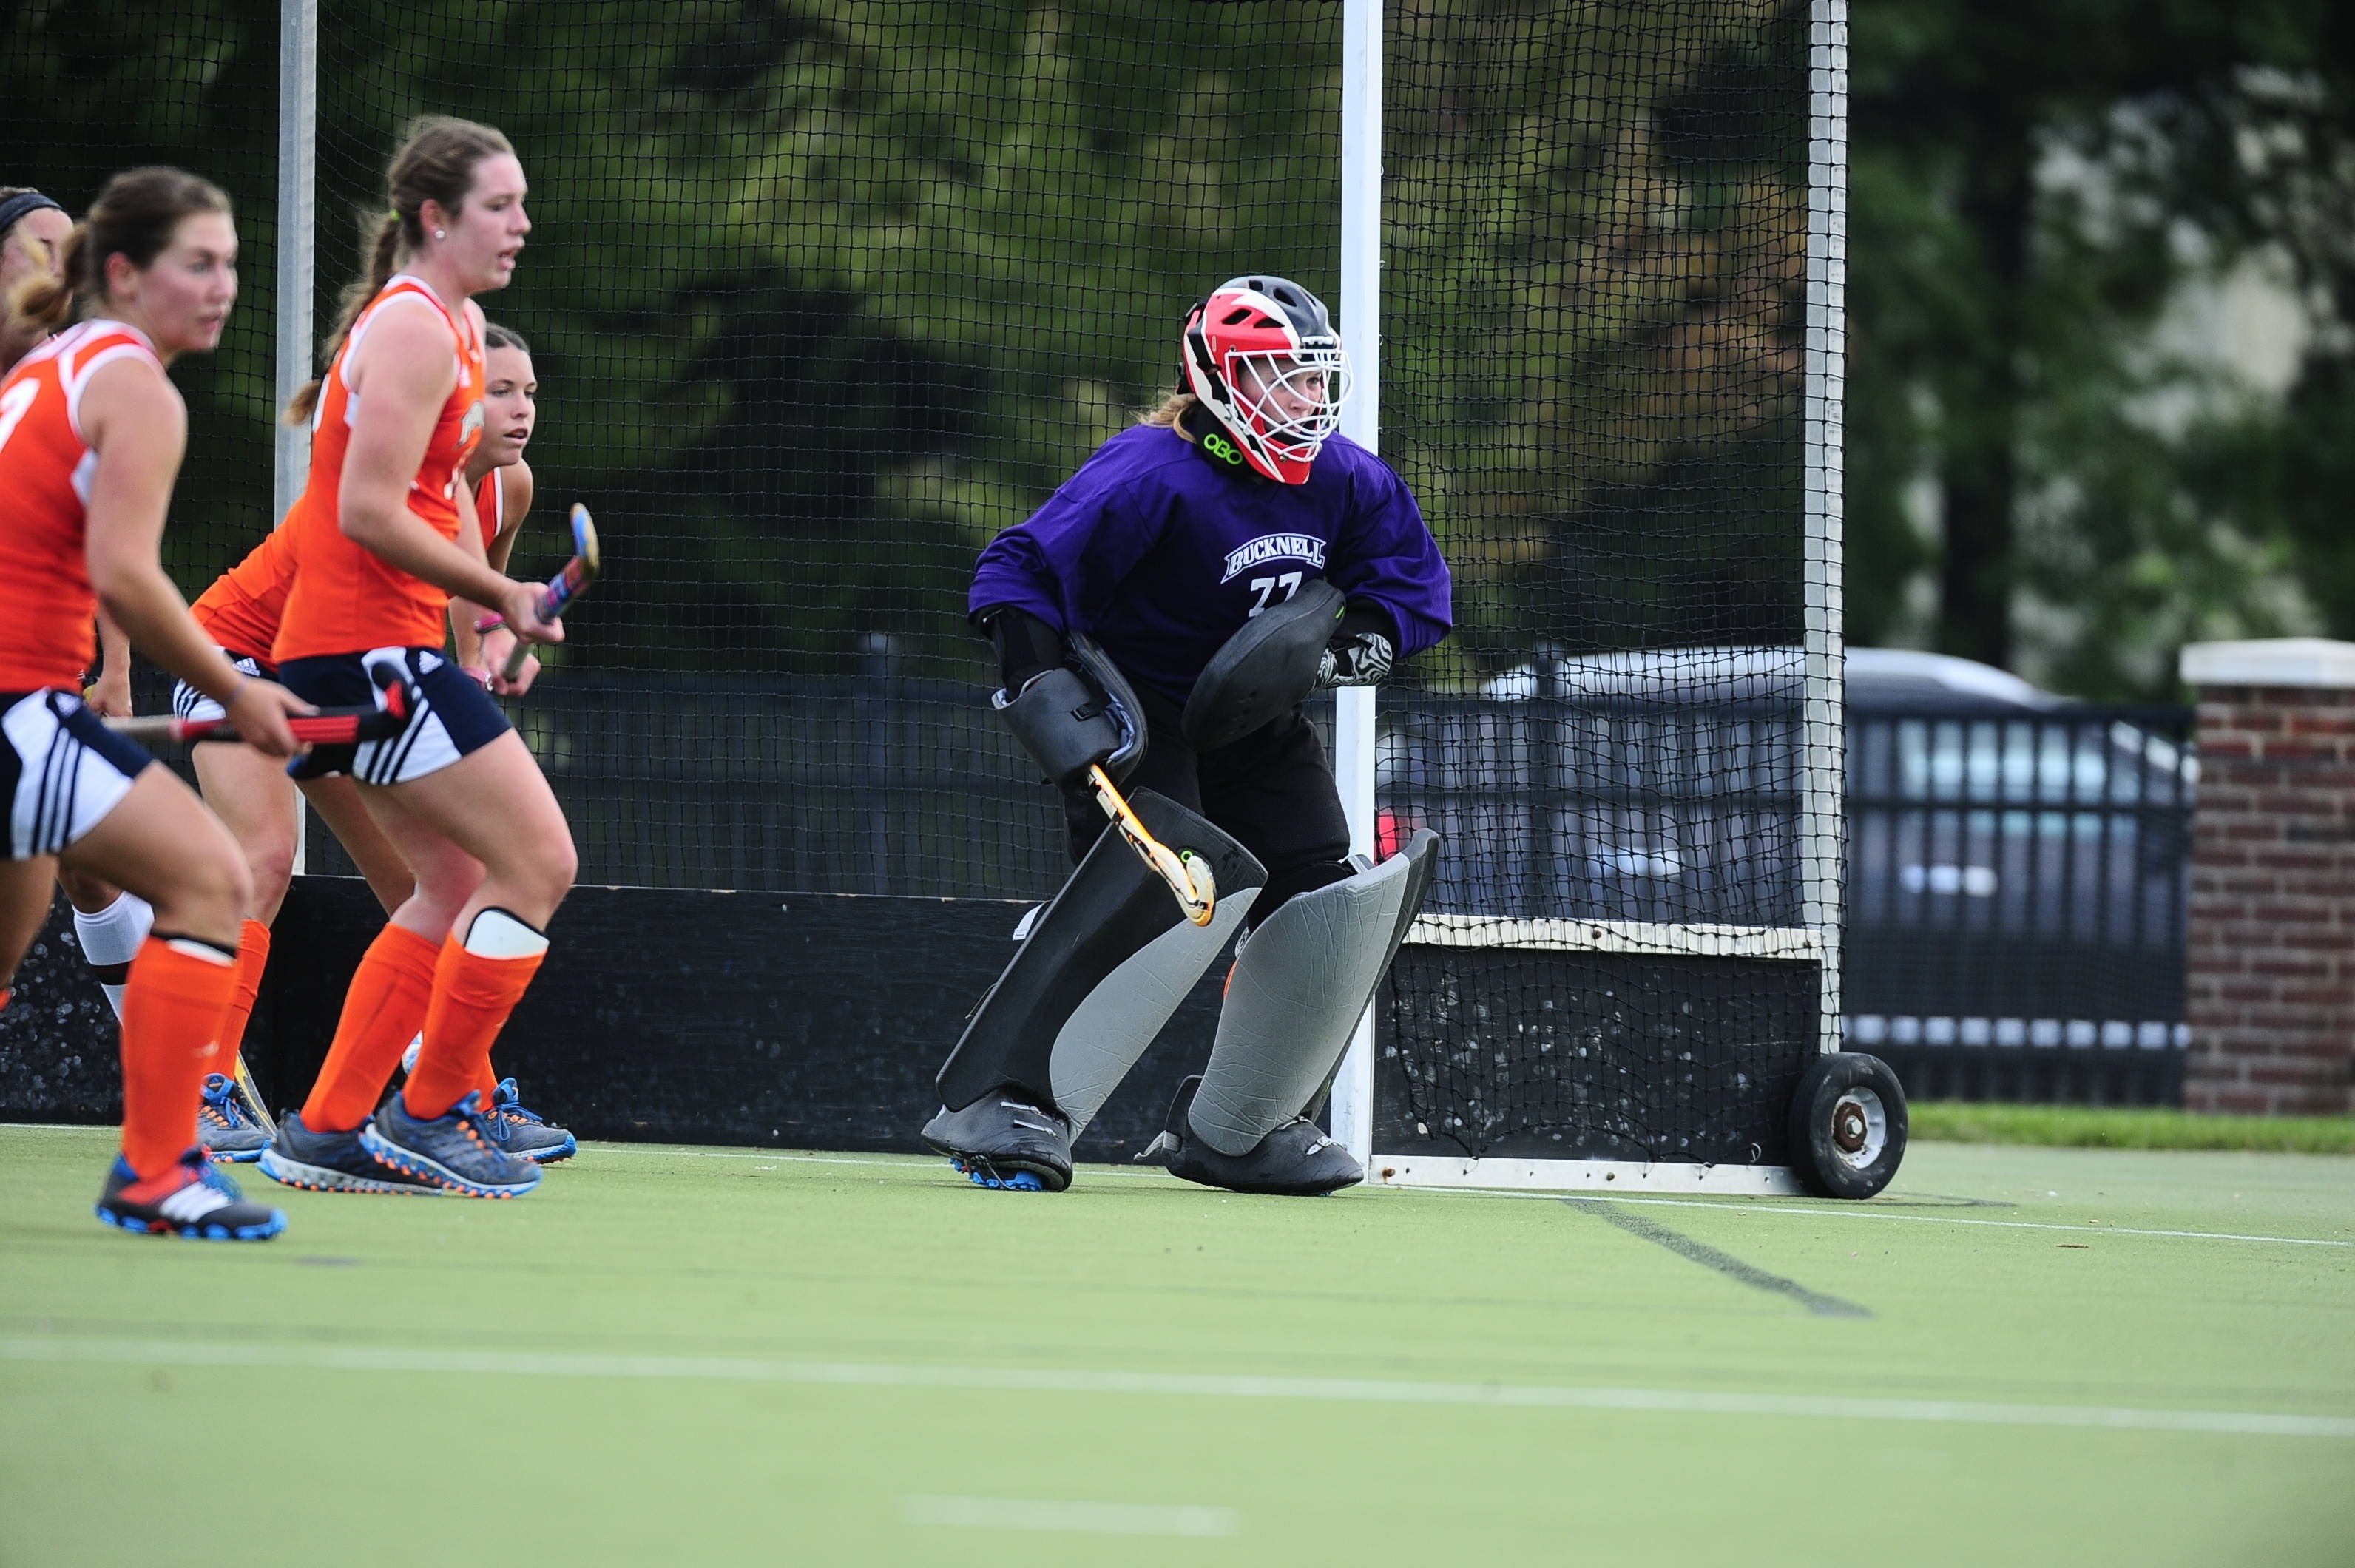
xmin=197 ymin=1072 xmax=269 ymax=1163
xmin=258 ymin=1109 xmax=440 ymax=1194
xmin=1139 ymin=1075 xmax=1363 ymax=1197
xmin=920 ymin=1088 xmax=1072 ymax=1192
xmin=362 ymin=1089 xmax=541 ymax=1198
xmin=487 ymin=1078 xmax=577 ymax=1163
xmin=97 ymin=1149 xmax=286 ymax=1240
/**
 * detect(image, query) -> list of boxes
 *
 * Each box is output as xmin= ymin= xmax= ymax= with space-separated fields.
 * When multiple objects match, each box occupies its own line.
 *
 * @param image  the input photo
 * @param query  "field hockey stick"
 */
xmin=109 ymin=663 xmax=416 ymax=747
xmin=105 ymin=677 xmax=413 ymax=748
xmin=1087 ymin=763 xmax=1217 ymax=926
xmin=229 ymin=1051 xmax=276 ymax=1139
xmin=480 ymin=502 xmax=600 ymax=681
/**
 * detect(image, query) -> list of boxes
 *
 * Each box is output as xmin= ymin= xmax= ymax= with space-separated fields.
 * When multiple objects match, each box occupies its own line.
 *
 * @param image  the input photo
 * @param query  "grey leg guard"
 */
xmin=1187 ymin=829 xmax=1442 ymax=1160
xmin=931 ymin=789 xmax=1266 ymax=1136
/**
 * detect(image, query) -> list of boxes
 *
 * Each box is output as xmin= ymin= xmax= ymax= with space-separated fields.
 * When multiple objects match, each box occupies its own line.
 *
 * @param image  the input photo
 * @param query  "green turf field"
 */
xmin=4 ymin=1126 xmax=2351 ymax=1566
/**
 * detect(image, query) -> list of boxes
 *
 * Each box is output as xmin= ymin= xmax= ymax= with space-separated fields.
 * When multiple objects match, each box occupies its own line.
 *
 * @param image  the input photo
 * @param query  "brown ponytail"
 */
xmin=1138 ymin=390 xmax=1197 ymax=428
xmin=8 ymin=167 xmax=229 ymax=334
xmin=285 ymin=115 xmax=516 ymax=425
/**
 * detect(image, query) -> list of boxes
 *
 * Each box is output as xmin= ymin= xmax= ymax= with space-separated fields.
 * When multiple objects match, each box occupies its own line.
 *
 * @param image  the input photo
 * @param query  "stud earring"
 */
xmin=433 ymin=229 xmax=446 ymax=240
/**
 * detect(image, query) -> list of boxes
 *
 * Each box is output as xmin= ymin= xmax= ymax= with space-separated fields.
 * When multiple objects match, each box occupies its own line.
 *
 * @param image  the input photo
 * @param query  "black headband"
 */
xmin=0 ymin=190 xmax=63 ymax=237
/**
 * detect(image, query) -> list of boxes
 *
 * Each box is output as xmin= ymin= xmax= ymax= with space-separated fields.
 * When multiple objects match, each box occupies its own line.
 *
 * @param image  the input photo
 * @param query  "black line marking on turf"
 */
xmin=1566 ymin=1199 xmax=1871 ymax=1319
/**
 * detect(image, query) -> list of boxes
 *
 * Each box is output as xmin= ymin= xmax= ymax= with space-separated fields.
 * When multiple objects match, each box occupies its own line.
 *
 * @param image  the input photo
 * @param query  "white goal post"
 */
xmin=1325 ymin=0 xmax=1850 ymax=1194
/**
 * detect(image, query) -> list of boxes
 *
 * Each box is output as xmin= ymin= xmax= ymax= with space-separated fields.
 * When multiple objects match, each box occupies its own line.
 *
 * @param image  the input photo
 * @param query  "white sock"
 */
xmin=463 ymin=907 xmax=549 ymax=960
xmin=72 ymin=892 xmax=155 ymax=1023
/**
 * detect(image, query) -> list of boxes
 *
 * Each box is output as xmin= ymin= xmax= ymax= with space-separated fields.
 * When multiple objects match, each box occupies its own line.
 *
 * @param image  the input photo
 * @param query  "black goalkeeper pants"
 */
xmin=1061 ymin=686 xmax=1352 ymax=925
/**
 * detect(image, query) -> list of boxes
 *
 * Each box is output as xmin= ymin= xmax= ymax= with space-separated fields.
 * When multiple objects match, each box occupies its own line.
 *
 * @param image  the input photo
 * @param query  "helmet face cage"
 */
xmin=1183 ymin=277 xmax=1352 ymax=484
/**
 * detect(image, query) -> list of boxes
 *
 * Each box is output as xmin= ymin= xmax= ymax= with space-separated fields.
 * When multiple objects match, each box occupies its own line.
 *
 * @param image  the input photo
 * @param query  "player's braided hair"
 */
xmin=9 ymin=168 xmax=229 ymax=331
xmin=285 ymin=114 xmax=516 ymax=425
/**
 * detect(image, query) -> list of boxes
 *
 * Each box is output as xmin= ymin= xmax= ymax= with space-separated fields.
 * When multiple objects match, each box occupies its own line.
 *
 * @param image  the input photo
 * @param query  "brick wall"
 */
xmin=2186 ymin=682 xmax=2355 ymax=1115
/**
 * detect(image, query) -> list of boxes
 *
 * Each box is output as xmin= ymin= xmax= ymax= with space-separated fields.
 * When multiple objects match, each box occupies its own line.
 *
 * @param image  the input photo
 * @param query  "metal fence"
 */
xmin=285 ymin=671 xmax=2192 ymax=1104
xmin=1845 ymin=703 xmax=2196 ymax=1104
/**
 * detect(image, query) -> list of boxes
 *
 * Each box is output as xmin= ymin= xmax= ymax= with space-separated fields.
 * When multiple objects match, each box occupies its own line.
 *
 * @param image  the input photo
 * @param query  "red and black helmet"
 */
xmin=1182 ymin=275 xmax=1352 ymax=484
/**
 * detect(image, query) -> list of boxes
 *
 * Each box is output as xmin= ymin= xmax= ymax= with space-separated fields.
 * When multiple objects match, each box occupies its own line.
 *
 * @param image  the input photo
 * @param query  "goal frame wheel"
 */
xmin=1787 ymin=1051 xmax=1908 ymax=1200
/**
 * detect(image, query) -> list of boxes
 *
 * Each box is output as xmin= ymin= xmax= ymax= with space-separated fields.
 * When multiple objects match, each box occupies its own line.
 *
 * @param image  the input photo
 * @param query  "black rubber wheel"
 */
xmin=1787 ymin=1052 xmax=1908 ymax=1199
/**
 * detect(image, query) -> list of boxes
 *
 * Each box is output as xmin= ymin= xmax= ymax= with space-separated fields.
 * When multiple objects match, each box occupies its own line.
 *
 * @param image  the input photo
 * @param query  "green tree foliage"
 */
xmin=1384 ymin=0 xmax=1812 ymax=680
xmin=0 ymin=0 xmax=281 ymax=593
xmin=1849 ymin=0 xmax=2355 ymax=698
xmin=9 ymin=0 xmax=1824 ymax=688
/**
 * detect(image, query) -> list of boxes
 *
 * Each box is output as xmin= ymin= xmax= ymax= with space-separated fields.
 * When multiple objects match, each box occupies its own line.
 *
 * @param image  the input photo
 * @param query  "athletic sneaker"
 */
xmin=487 ymin=1078 xmax=576 ymax=1163
xmin=920 ymin=1088 xmax=1072 ymax=1192
xmin=362 ymin=1090 xmax=541 ymax=1198
xmin=197 ymin=1072 xmax=269 ymax=1163
xmin=258 ymin=1109 xmax=440 ymax=1195
xmin=96 ymin=1149 xmax=286 ymax=1240
xmin=1139 ymin=1075 xmax=1363 ymax=1196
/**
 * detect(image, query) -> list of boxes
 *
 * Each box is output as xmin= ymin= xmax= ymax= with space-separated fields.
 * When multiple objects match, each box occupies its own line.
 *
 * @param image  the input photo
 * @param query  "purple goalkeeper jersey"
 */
xmin=969 ymin=424 xmax=1452 ymax=705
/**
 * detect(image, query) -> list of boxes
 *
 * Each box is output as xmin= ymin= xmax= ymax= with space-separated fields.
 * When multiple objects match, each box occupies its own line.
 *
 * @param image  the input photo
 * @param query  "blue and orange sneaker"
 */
xmin=258 ymin=1109 xmax=439 ymax=1195
xmin=487 ymin=1078 xmax=576 ymax=1164
xmin=361 ymin=1089 xmax=541 ymax=1198
xmin=96 ymin=1149 xmax=285 ymax=1240
xmin=197 ymin=1072 xmax=269 ymax=1163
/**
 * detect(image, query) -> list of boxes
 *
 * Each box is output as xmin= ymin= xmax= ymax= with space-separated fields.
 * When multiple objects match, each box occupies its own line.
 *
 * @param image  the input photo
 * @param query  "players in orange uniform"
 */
xmin=451 ymin=322 xmax=538 ymax=674
xmin=0 ymin=167 xmax=312 ymax=1240
xmin=70 ymin=318 xmax=575 ymax=1168
xmin=254 ymin=118 xmax=575 ymax=1200
xmin=1 ymin=189 xmax=152 ymax=1050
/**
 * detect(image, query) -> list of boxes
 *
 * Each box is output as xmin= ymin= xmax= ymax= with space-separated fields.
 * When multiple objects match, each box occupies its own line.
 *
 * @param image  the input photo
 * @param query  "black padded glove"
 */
xmin=1316 ymin=604 xmax=1396 ymax=688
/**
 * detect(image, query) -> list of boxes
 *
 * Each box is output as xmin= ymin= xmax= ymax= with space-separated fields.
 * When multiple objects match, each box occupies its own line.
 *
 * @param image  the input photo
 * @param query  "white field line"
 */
xmin=1414 ymin=1186 xmax=2355 ymax=1248
xmin=901 ymin=1495 xmax=1239 ymax=1538
xmin=3 ymin=1336 xmax=2350 ymax=1440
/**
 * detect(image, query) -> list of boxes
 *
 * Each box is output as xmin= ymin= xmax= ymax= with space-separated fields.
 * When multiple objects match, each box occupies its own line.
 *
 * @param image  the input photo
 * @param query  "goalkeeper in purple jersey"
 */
xmin=923 ymin=275 xmax=1452 ymax=1197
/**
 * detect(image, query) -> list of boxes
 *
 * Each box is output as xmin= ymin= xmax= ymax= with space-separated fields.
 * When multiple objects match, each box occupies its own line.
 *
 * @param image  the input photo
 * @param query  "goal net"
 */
xmin=4 ymin=0 xmax=1843 ymax=1183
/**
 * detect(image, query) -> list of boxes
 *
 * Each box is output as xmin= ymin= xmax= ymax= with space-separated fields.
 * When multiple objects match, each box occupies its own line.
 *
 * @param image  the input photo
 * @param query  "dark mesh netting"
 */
xmin=1 ymin=1 xmax=282 ymax=615
xmin=1370 ymin=1 xmax=1836 ymax=1160
xmin=5 ymin=1 xmax=1842 ymax=1163
xmin=301 ymin=0 xmax=1345 ymax=896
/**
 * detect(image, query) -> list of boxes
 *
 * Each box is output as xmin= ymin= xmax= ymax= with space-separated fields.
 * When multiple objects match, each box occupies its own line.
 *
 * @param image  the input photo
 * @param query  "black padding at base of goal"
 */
xmin=250 ymin=877 xmax=1226 ymax=1160
xmin=1377 ymin=945 xmax=1820 ymax=1166
xmin=0 ymin=882 xmax=1231 ymax=1157
xmin=0 ymin=895 xmax=125 ymax=1125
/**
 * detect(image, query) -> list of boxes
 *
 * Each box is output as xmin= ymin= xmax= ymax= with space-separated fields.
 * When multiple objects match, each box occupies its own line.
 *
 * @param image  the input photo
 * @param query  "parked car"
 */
xmin=1374 ymin=646 xmax=2194 ymax=1101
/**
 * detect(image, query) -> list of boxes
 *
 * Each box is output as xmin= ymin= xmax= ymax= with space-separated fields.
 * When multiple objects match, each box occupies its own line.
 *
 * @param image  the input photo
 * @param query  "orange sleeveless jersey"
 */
xmin=272 ymin=275 xmax=484 ymax=663
xmin=192 ymin=467 xmax=500 ymax=662
xmin=476 ymin=466 xmax=503 ymax=549
xmin=192 ymin=523 xmax=293 ymax=663
xmin=0 ymin=321 xmax=163 ymax=692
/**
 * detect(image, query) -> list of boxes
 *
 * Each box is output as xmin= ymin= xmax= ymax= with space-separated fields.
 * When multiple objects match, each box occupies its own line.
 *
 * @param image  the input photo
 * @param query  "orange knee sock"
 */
xmin=119 ymin=933 xmax=239 ymax=1181
xmin=301 ymin=924 xmax=441 ymax=1132
xmin=404 ymin=933 xmax=545 ymax=1122
xmin=217 ymin=918 xmax=272 ymax=1064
